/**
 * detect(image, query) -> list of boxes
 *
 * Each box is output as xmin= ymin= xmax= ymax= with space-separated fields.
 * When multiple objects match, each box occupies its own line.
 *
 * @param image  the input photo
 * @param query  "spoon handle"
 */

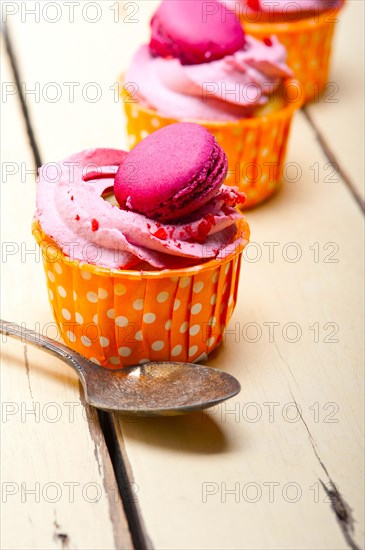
xmin=0 ymin=319 xmax=85 ymax=380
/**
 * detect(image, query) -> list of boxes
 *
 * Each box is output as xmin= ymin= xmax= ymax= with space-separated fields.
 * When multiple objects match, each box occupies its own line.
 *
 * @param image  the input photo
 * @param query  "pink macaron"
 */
xmin=149 ymin=0 xmax=246 ymax=65
xmin=114 ymin=122 xmax=228 ymax=223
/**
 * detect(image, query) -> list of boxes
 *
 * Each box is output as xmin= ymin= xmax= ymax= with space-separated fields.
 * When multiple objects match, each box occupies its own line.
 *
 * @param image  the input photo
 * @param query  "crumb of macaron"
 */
xmin=153 ymin=227 xmax=168 ymax=240
xmin=91 ymin=218 xmax=99 ymax=231
xmin=247 ymin=0 xmax=260 ymax=11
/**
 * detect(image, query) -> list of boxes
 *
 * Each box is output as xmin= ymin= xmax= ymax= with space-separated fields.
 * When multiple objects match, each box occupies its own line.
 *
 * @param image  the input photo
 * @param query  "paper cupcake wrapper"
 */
xmin=32 ymin=219 xmax=249 ymax=369
xmin=239 ymin=2 xmax=344 ymax=102
xmin=121 ymin=79 xmax=302 ymax=209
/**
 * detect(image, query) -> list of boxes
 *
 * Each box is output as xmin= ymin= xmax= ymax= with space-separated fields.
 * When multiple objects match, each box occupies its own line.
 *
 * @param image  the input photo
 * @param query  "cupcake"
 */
xmin=121 ymin=0 xmax=302 ymax=208
xmin=33 ymin=123 xmax=250 ymax=369
xmin=234 ymin=0 xmax=345 ymax=102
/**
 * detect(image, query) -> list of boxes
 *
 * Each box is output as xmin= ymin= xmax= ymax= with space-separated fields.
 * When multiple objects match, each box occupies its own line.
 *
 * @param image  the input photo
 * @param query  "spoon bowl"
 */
xmin=0 ymin=320 xmax=240 ymax=416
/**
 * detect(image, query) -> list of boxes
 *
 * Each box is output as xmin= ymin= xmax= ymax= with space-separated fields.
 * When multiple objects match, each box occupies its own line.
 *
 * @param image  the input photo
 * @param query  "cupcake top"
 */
xmin=35 ymin=123 xmax=248 ymax=271
xmin=237 ymin=0 xmax=342 ymax=21
xmin=150 ymin=0 xmax=246 ymax=64
xmin=125 ymin=0 xmax=293 ymax=121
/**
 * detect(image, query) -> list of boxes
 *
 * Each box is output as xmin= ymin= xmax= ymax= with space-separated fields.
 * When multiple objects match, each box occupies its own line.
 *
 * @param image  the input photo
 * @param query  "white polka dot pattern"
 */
xmin=75 ymin=312 xmax=84 ymax=324
xmin=100 ymin=336 xmax=109 ymax=348
xmin=119 ymin=347 xmax=132 ymax=357
xmin=189 ymin=345 xmax=198 ymax=357
xmin=143 ymin=312 xmax=156 ymax=324
xmin=81 ymin=336 xmax=92 ymax=347
xmin=98 ymin=288 xmax=108 ymax=299
xmin=172 ymin=345 xmax=182 ymax=357
xmin=191 ymin=303 xmax=202 ymax=315
xmin=62 ymin=308 xmax=71 ymax=320
xmin=133 ymin=299 xmax=144 ymax=311
xmin=115 ymin=284 xmax=126 ymax=296
xmin=67 ymin=331 xmax=76 ymax=343
xmin=87 ymin=291 xmax=97 ymax=303
xmin=152 ymin=341 xmax=164 ymax=352
xmin=193 ymin=281 xmax=204 ymax=294
xmin=58 ymin=286 xmax=67 ymax=298
xmin=157 ymin=291 xmax=169 ymax=303
xmin=36 ymin=217 xmax=246 ymax=368
xmin=189 ymin=325 xmax=200 ymax=336
xmin=180 ymin=322 xmax=188 ymax=334
xmin=107 ymin=308 xmax=115 ymax=319
xmin=116 ymin=316 xmax=129 ymax=327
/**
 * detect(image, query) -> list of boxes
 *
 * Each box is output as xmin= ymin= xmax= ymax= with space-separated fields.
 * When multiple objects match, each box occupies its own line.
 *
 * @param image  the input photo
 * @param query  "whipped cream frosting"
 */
xmin=35 ymin=149 xmax=246 ymax=270
xmin=126 ymin=35 xmax=292 ymax=121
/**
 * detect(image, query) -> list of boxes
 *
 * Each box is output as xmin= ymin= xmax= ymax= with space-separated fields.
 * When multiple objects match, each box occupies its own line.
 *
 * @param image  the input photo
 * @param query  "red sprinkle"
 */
xmin=91 ymin=219 xmax=99 ymax=231
xmin=195 ymin=221 xmax=210 ymax=244
xmin=70 ymin=195 xmax=74 ymax=201
xmin=263 ymin=37 xmax=273 ymax=47
xmin=247 ymin=0 xmax=260 ymax=11
xmin=205 ymin=213 xmax=216 ymax=226
xmin=195 ymin=215 xmax=217 ymax=244
xmin=75 ymin=215 xmax=80 ymax=221
xmin=153 ymin=227 xmax=167 ymax=240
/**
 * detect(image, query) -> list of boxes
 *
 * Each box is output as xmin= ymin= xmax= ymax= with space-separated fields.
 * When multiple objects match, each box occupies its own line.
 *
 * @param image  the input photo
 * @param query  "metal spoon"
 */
xmin=1 ymin=320 xmax=240 ymax=416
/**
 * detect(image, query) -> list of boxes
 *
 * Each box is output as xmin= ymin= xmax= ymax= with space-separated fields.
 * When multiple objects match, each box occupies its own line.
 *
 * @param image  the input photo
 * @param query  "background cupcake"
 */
xmin=235 ymin=0 xmax=345 ymax=102
xmin=33 ymin=124 xmax=250 ymax=368
xmin=121 ymin=0 xmax=302 ymax=209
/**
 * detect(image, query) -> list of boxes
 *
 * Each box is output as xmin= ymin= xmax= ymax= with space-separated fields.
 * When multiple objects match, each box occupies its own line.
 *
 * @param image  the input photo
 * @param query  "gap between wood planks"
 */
xmin=2 ymin=24 xmax=41 ymax=169
xmin=288 ymin=389 xmax=361 ymax=550
xmin=2 ymin=23 xmax=151 ymax=550
xmin=275 ymin=343 xmax=361 ymax=550
xmin=3 ymin=21 xmax=363 ymax=550
xmin=302 ymin=107 xmax=365 ymax=214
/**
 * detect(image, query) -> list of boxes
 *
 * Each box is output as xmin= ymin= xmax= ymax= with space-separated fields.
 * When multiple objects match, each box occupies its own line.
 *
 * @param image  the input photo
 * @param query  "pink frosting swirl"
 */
xmin=35 ymin=149 xmax=246 ymax=270
xmin=126 ymin=35 xmax=292 ymax=121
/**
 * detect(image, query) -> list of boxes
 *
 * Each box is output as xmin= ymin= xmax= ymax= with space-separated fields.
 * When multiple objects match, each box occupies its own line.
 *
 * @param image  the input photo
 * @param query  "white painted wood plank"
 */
xmin=116 ymin=111 xmax=364 ymax=550
xmin=0 ymin=38 xmax=132 ymax=550
xmin=6 ymin=2 xmax=364 ymax=549
xmin=306 ymin=0 xmax=365 ymax=201
xmin=3 ymin=0 xmax=159 ymax=158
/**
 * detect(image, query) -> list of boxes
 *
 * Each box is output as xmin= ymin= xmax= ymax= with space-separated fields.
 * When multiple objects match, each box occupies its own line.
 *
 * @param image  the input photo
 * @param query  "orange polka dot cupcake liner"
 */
xmin=32 ymin=219 xmax=250 ymax=369
xmin=121 ymin=79 xmax=302 ymax=209
xmin=238 ymin=2 xmax=345 ymax=103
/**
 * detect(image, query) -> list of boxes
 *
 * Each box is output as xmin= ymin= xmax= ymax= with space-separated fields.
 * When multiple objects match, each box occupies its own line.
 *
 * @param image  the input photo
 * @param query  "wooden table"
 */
xmin=1 ymin=1 xmax=364 ymax=548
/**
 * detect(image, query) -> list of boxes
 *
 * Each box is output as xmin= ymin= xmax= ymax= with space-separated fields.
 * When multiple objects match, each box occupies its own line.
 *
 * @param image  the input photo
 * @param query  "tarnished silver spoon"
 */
xmin=1 ymin=320 xmax=240 ymax=416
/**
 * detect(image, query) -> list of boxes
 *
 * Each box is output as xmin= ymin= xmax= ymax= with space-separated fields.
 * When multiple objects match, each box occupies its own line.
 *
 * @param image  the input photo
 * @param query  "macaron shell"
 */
xmin=114 ymin=122 xmax=228 ymax=222
xmin=149 ymin=0 xmax=246 ymax=65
